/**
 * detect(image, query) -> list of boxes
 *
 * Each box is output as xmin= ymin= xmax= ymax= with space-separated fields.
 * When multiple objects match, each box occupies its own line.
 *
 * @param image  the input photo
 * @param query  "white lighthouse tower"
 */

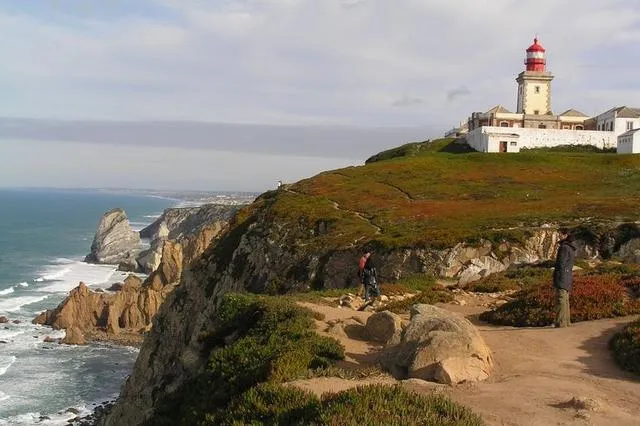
xmin=516 ymin=37 xmax=554 ymax=115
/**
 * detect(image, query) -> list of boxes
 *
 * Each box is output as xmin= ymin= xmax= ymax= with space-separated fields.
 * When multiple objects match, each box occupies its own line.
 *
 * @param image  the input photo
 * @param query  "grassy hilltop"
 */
xmin=239 ymin=138 xmax=640 ymax=251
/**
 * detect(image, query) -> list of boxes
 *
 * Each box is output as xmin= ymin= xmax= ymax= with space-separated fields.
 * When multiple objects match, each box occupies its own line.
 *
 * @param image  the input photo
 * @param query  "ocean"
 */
xmin=0 ymin=188 xmax=174 ymax=425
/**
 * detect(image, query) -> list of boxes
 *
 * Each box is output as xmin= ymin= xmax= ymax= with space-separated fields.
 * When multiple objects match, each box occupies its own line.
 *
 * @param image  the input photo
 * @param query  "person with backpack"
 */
xmin=361 ymin=254 xmax=380 ymax=302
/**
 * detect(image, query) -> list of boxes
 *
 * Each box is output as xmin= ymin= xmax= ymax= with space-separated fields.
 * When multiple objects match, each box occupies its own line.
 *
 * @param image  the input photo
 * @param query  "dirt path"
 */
xmin=295 ymin=302 xmax=640 ymax=426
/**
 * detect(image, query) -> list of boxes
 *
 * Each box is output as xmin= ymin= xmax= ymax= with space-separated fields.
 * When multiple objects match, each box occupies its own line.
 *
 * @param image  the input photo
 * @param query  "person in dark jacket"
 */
xmin=553 ymin=230 xmax=577 ymax=328
xmin=362 ymin=255 xmax=380 ymax=302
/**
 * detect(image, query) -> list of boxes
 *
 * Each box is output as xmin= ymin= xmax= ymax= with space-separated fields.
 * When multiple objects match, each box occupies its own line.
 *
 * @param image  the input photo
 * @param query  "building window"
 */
xmin=627 ymin=121 xmax=634 ymax=131
xmin=535 ymin=86 xmax=540 ymax=93
xmin=534 ymin=110 xmax=540 ymax=115
xmin=510 ymin=141 xmax=517 ymax=146
xmin=500 ymin=121 xmax=509 ymax=127
xmin=563 ymin=125 xmax=570 ymax=129
xmin=575 ymin=125 xmax=584 ymax=130
xmin=538 ymin=124 xmax=546 ymax=129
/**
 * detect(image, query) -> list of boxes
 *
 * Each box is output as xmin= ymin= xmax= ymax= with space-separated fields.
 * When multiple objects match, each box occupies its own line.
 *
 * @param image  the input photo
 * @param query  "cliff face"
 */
xmin=135 ymin=204 xmax=238 ymax=273
xmin=85 ymin=208 xmax=141 ymax=267
xmin=101 ymin=192 xmax=640 ymax=425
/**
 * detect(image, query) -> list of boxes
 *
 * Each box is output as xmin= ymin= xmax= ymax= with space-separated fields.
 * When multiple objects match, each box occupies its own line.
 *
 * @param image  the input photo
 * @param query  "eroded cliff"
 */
xmin=101 ymin=147 xmax=640 ymax=425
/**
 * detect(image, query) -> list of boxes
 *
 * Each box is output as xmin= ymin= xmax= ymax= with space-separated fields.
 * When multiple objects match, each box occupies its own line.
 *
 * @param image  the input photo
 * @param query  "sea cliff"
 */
xmin=100 ymin=140 xmax=640 ymax=425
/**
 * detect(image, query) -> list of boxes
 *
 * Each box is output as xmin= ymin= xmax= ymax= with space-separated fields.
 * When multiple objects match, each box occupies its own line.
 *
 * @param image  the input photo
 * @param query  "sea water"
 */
xmin=0 ymin=188 xmax=173 ymax=425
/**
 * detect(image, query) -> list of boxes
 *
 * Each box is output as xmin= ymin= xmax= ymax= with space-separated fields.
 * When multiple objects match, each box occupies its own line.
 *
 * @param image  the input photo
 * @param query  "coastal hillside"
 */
xmin=102 ymin=139 xmax=640 ymax=425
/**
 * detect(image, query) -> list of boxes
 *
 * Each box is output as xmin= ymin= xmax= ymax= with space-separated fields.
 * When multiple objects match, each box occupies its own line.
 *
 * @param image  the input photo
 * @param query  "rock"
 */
xmin=139 ymin=205 xmax=238 ymax=242
xmin=380 ymin=304 xmax=493 ymax=384
xmin=62 ymin=327 xmax=87 ymax=345
xmin=457 ymin=256 xmax=507 ymax=286
xmin=0 ymin=316 xmax=8 ymax=324
xmin=43 ymin=336 xmax=58 ymax=343
xmin=365 ymin=311 xmax=402 ymax=345
xmin=85 ymin=209 xmax=141 ymax=265
xmin=136 ymin=240 xmax=164 ymax=274
xmin=11 ymin=320 xmax=21 ymax=324
xmin=567 ymin=396 xmax=601 ymax=412
xmin=0 ymin=340 xmax=8 ymax=344
xmin=66 ymin=407 xmax=81 ymax=414
xmin=107 ymin=283 xmax=124 ymax=292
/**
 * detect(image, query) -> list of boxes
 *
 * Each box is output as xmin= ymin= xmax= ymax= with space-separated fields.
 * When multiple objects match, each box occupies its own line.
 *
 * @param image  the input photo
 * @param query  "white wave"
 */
xmin=0 ymin=356 xmax=16 ymax=376
xmin=0 ymin=288 xmax=14 ymax=296
xmin=52 ymin=257 xmax=76 ymax=265
xmin=143 ymin=214 xmax=162 ymax=219
xmin=0 ymin=391 xmax=9 ymax=403
xmin=38 ymin=262 xmax=117 ymax=293
xmin=0 ymin=295 xmax=49 ymax=313
xmin=18 ymin=282 xmax=28 ymax=288
xmin=39 ymin=266 xmax=72 ymax=282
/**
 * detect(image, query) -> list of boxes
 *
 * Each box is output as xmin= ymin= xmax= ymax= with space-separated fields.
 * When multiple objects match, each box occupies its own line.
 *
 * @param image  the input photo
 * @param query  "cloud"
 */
xmin=0 ymin=0 xmax=639 ymax=132
xmin=392 ymin=95 xmax=424 ymax=107
xmin=447 ymin=86 xmax=471 ymax=102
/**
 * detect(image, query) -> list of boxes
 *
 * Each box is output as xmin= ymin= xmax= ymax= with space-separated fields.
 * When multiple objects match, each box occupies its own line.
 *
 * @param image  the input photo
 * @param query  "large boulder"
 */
xmin=85 ymin=209 xmax=141 ymax=265
xmin=365 ymin=311 xmax=402 ymax=345
xmin=380 ymin=304 xmax=493 ymax=384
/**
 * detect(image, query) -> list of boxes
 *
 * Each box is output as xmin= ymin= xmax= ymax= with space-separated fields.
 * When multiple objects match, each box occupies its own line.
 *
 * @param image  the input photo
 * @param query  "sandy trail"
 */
xmin=295 ymin=301 xmax=640 ymax=426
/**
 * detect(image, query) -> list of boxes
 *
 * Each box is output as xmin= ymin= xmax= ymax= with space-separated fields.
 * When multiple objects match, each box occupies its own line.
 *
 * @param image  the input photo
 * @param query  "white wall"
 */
xmin=615 ymin=117 xmax=640 ymax=137
xmin=617 ymin=132 xmax=640 ymax=154
xmin=466 ymin=127 xmax=617 ymax=153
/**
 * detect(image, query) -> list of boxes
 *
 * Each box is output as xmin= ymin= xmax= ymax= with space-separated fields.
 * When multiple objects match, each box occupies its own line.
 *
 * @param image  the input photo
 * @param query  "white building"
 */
xmin=591 ymin=106 xmax=640 ymax=137
xmin=467 ymin=126 xmax=616 ymax=153
xmin=617 ymin=128 xmax=640 ymax=154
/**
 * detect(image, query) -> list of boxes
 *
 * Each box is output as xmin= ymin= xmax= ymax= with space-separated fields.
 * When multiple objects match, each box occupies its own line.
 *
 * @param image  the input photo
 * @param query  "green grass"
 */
xmin=232 ymin=143 xmax=640 ymax=254
xmin=521 ymin=144 xmax=616 ymax=153
xmin=222 ymin=384 xmax=484 ymax=426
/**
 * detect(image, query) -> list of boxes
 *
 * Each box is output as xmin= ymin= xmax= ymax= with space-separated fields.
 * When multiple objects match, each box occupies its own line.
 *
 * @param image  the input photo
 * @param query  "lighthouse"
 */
xmin=516 ymin=37 xmax=554 ymax=115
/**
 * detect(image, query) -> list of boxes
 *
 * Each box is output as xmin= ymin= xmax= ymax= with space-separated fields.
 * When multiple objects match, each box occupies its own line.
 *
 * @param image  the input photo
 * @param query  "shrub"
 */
xmin=396 ymin=273 xmax=437 ymax=292
xmin=221 ymin=384 xmax=483 ymax=426
xmin=480 ymin=274 xmax=640 ymax=327
xmin=467 ymin=266 xmax=552 ymax=293
xmin=318 ymin=385 xmax=483 ymax=426
xmin=381 ymin=287 xmax=454 ymax=314
xmin=609 ymin=318 xmax=640 ymax=374
xmin=221 ymin=383 xmax=320 ymax=425
xmin=147 ymin=293 xmax=345 ymax=425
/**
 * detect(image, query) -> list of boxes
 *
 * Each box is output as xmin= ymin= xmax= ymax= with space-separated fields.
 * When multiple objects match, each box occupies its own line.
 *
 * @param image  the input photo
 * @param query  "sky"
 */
xmin=1 ymin=0 xmax=640 ymax=191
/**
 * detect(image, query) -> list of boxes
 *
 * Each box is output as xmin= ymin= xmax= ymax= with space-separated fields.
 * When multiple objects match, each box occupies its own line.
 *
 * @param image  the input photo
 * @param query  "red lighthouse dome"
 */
xmin=525 ymin=37 xmax=546 ymax=72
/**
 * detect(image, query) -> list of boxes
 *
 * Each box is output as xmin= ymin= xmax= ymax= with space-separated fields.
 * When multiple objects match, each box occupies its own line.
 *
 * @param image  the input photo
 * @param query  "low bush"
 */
xmin=222 ymin=384 xmax=484 ymax=426
xmin=396 ymin=273 xmax=437 ymax=292
xmin=480 ymin=274 xmax=640 ymax=327
xmin=381 ymin=286 xmax=454 ymax=314
xmin=609 ymin=318 xmax=640 ymax=374
xmin=467 ymin=266 xmax=552 ymax=293
xmin=147 ymin=293 xmax=345 ymax=425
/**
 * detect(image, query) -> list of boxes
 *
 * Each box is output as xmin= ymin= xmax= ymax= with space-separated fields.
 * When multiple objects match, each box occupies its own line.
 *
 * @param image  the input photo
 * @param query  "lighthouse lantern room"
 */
xmin=516 ymin=37 xmax=554 ymax=115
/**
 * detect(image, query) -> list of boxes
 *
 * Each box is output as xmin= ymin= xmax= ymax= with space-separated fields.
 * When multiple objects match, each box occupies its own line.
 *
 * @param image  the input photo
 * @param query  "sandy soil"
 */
xmin=293 ymin=298 xmax=640 ymax=426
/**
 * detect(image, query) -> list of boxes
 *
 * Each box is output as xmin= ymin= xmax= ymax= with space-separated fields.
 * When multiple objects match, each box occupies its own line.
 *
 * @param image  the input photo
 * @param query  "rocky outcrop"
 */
xmin=135 ymin=204 xmax=237 ymax=274
xmin=85 ymin=209 xmax=141 ymax=266
xmin=33 ymin=277 xmax=176 ymax=346
xmin=379 ymin=304 xmax=493 ymax=384
xmin=35 ymin=206 xmax=231 ymax=347
xmin=140 ymin=204 xmax=238 ymax=242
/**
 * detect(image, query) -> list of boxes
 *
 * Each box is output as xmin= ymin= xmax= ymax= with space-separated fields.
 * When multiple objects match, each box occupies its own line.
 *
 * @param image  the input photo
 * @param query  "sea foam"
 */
xmin=0 ymin=356 xmax=16 ymax=376
xmin=0 ymin=287 xmax=14 ymax=296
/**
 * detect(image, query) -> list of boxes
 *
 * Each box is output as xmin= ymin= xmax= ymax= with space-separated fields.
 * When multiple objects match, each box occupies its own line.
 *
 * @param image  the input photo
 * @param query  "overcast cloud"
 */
xmin=1 ymin=1 xmax=639 ymax=191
